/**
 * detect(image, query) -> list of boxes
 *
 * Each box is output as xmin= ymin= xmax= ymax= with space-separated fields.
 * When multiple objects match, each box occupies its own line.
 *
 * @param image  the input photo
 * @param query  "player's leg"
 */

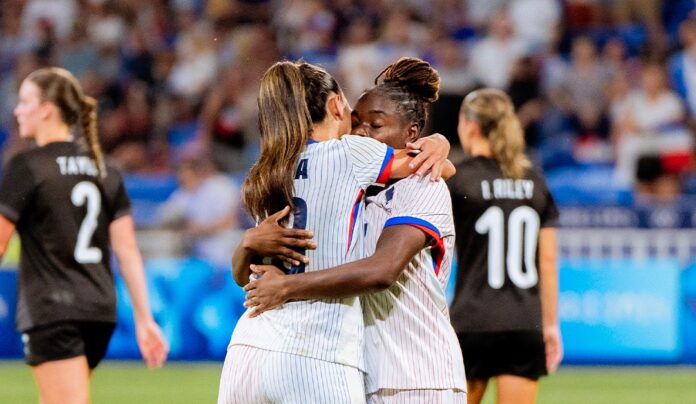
xmin=217 ymin=345 xmax=266 ymax=404
xmin=31 ymin=356 xmax=91 ymax=404
xmin=23 ymin=322 xmax=95 ymax=404
xmin=467 ymin=379 xmax=488 ymax=404
xmin=496 ymin=375 xmax=538 ymax=404
xmin=264 ymin=351 xmax=365 ymax=404
xmin=493 ymin=331 xmax=545 ymax=404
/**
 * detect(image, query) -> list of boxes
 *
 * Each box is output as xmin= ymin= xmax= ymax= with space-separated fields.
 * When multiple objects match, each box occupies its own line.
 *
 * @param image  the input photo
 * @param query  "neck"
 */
xmin=311 ymin=120 xmax=340 ymax=142
xmin=470 ymin=138 xmax=492 ymax=158
xmin=35 ymin=122 xmax=72 ymax=146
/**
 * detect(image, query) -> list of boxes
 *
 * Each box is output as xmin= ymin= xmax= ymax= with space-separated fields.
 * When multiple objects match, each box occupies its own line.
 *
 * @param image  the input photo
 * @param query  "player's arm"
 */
xmin=539 ymin=227 xmax=562 ymax=373
xmin=231 ymin=206 xmax=316 ymax=287
xmin=0 ymin=215 xmax=15 ymax=259
xmin=390 ymin=133 xmax=455 ymax=180
xmin=110 ymin=215 xmax=168 ymax=368
xmin=244 ymin=225 xmax=428 ymax=314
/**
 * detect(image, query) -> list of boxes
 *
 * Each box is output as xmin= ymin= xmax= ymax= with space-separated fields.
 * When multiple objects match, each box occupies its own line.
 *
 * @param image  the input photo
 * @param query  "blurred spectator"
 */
xmin=336 ymin=16 xmax=382 ymax=102
xmin=508 ymin=0 xmax=561 ymax=52
xmin=614 ymin=64 xmax=692 ymax=185
xmin=198 ymin=64 xmax=257 ymax=172
xmin=59 ymin=22 xmax=99 ymax=80
xmin=469 ymin=7 xmax=526 ymax=89
xmin=20 ymin=0 xmax=77 ymax=43
xmin=634 ymin=154 xmax=682 ymax=202
xmin=508 ymin=57 xmax=545 ymax=148
xmin=167 ymin=22 xmax=218 ymax=99
xmin=158 ymin=154 xmax=241 ymax=270
xmin=669 ymin=17 xmax=696 ymax=117
xmin=547 ymin=36 xmax=612 ymax=139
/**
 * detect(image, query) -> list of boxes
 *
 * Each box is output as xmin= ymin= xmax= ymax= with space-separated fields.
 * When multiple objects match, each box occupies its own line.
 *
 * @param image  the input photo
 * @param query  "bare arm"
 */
xmin=538 ymin=227 xmax=562 ymax=373
xmin=244 ymin=225 xmax=428 ymax=315
xmin=0 ymin=215 xmax=15 ymax=259
xmin=390 ymin=133 xmax=454 ymax=180
xmin=110 ymin=215 xmax=168 ymax=368
xmin=231 ymin=206 xmax=316 ymax=287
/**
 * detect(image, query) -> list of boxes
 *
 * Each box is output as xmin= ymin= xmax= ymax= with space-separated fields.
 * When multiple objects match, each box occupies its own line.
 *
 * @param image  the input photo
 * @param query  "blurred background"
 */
xmin=1 ymin=0 xmax=696 ymax=400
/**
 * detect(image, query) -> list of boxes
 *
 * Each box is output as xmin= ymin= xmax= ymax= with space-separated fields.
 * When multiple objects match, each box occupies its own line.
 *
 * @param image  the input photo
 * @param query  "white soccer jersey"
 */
xmin=230 ymin=135 xmax=394 ymax=370
xmin=361 ymin=176 xmax=467 ymax=393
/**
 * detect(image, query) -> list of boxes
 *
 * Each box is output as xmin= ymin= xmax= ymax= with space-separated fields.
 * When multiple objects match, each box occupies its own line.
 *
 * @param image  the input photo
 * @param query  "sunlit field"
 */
xmin=1 ymin=361 xmax=695 ymax=404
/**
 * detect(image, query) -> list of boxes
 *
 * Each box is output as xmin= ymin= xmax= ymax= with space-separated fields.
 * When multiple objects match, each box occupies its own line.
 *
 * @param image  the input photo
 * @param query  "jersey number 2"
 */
xmin=475 ymin=206 xmax=539 ymax=289
xmin=71 ymin=181 xmax=103 ymax=264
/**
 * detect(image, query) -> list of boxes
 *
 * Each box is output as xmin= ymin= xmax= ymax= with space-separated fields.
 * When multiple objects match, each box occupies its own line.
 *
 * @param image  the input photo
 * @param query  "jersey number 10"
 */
xmin=71 ymin=181 xmax=103 ymax=264
xmin=475 ymin=206 xmax=539 ymax=289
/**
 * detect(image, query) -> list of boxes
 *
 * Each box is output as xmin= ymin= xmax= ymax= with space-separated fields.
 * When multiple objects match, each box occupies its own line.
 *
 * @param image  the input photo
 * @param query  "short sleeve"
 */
xmin=0 ymin=154 xmax=35 ymax=223
xmin=341 ymin=135 xmax=394 ymax=189
xmin=538 ymin=177 xmax=559 ymax=228
xmin=383 ymin=177 xmax=454 ymax=242
xmin=106 ymin=168 xmax=132 ymax=221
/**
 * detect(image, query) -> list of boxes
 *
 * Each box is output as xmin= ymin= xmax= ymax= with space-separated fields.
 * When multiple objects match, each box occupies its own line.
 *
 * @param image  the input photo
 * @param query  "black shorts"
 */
xmin=22 ymin=321 xmax=116 ymax=369
xmin=457 ymin=330 xmax=547 ymax=381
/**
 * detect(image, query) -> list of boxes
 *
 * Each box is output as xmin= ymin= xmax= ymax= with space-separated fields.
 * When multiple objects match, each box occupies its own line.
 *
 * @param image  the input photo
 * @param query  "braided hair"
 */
xmin=371 ymin=57 xmax=440 ymax=135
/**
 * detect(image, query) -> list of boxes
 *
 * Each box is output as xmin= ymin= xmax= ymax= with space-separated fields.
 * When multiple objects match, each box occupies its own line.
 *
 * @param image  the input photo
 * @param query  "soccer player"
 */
xmin=447 ymin=89 xmax=562 ymax=404
xmin=217 ymin=61 xmax=453 ymax=403
xmin=0 ymin=67 xmax=168 ymax=404
xmin=243 ymin=57 xmax=466 ymax=403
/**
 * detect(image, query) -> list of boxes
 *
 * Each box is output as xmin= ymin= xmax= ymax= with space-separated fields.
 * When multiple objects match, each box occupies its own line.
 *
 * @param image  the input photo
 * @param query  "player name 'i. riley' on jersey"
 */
xmin=481 ymin=178 xmax=534 ymax=200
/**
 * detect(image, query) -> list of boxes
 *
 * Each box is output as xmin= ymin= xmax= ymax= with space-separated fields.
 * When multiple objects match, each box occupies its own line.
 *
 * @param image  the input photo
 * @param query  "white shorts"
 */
xmin=367 ymin=388 xmax=467 ymax=404
xmin=218 ymin=344 xmax=366 ymax=404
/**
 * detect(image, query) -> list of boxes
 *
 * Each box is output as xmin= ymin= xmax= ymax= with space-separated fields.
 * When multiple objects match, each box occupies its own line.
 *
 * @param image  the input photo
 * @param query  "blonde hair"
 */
xmin=27 ymin=67 xmax=106 ymax=178
xmin=461 ymin=88 xmax=531 ymax=179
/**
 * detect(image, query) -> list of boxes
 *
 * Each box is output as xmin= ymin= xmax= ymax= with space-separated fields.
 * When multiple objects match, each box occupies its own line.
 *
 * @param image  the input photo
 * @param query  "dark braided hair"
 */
xmin=371 ymin=57 xmax=440 ymax=135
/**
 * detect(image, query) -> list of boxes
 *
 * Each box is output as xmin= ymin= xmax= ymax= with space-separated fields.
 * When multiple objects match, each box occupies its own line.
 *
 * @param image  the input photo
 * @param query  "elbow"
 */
xmin=369 ymin=266 xmax=400 ymax=291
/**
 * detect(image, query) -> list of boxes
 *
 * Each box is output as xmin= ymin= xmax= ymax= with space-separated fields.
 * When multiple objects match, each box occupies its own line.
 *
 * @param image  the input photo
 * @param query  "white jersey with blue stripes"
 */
xmin=361 ymin=175 xmax=466 ymax=392
xmin=230 ymin=135 xmax=394 ymax=370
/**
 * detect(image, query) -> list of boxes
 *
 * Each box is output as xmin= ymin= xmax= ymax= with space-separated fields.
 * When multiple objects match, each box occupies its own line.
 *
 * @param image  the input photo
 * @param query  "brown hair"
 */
xmin=242 ymin=61 xmax=340 ymax=220
xmin=27 ymin=67 xmax=106 ymax=178
xmin=461 ymin=88 xmax=530 ymax=179
xmin=372 ymin=57 xmax=440 ymax=135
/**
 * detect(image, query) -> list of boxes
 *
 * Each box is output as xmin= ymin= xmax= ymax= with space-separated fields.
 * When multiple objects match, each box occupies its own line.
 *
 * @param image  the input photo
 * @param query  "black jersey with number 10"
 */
xmin=447 ymin=156 xmax=559 ymax=333
xmin=0 ymin=142 xmax=131 ymax=331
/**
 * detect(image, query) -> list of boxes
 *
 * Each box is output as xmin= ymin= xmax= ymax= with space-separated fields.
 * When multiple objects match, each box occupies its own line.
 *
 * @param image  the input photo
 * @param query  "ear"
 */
xmin=327 ymin=93 xmax=347 ymax=122
xmin=406 ymin=123 xmax=419 ymax=143
xmin=39 ymin=101 xmax=57 ymax=122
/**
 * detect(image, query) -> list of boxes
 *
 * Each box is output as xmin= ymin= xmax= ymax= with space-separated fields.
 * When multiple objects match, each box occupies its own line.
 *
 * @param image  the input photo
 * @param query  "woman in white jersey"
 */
xmin=218 ymin=61 xmax=453 ymax=404
xmin=244 ymin=58 xmax=466 ymax=403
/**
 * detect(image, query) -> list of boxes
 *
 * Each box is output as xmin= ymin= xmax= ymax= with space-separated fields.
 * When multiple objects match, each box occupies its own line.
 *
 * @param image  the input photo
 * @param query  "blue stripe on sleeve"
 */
xmin=384 ymin=216 xmax=441 ymax=237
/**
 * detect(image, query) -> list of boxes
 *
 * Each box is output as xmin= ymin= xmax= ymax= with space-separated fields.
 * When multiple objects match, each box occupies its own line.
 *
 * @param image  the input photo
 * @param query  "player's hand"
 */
xmin=243 ymin=206 xmax=317 ymax=267
xmin=406 ymin=133 xmax=450 ymax=181
xmin=543 ymin=324 xmax=563 ymax=374
xmin=243 ymin=264 xmax=289 ymax=317
xmin=135 ymin=318 xmax=169 ymax=369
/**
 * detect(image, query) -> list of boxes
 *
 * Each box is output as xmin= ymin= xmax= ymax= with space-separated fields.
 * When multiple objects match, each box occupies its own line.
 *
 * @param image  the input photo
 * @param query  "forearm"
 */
xmin=111 ymin=216 xmax=153 ymax=323
xmin=118 ymin=249 xmax=153 ymax=323
xmin=282 ymin=256 xmax=396 ymax=300
xmin=280 ymin=226 xmax=427 ymax=300
xmin=539 ymin=228 xmax=559 ymax=328
xmin=232 ymin=243 xmax=256 ymax=287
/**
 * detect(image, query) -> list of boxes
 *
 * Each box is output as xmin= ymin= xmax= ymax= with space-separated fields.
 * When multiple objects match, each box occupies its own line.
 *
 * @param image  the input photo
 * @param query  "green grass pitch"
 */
xmin=1 ymin=361 xmax=695 ymax=403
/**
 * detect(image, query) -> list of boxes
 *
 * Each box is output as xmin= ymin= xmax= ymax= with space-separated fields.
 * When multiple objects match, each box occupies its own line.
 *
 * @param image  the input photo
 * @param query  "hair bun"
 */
xmin=376 ymin=57 xmax=440 ymax=103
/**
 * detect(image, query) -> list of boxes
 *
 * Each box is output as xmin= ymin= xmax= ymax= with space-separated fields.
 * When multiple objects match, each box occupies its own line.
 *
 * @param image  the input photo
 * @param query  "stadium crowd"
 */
xmin=2 ymin=0 xmax=696 ymax=207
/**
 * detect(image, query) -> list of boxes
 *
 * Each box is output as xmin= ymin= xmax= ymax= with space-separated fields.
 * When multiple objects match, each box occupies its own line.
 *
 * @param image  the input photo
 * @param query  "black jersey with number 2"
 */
xmin=447 ymin=156 xmax=559 ymax=333
xmin=0 ymin=142 xmax=131 ymax=331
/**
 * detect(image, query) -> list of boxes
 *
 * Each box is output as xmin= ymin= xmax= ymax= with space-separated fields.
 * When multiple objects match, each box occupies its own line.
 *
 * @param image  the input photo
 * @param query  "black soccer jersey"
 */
xmin=447 ymin=156 xmax=559 ymax=333
xmin=0 ymin=142 xmax=131 ymax=331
